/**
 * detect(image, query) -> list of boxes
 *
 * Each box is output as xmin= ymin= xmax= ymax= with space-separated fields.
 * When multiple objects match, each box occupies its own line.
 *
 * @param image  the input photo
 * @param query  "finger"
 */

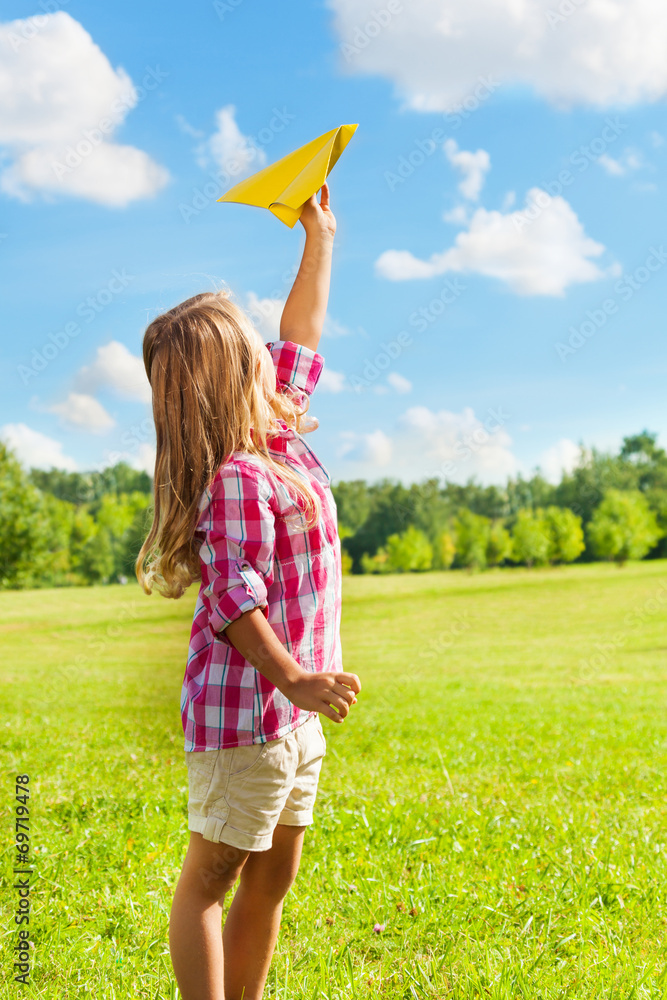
xmin=331 ymin=683 xmax=356 ymax=705
xmin=338 ymin=672 xmax=361 ymax=694
xmin=321 ymin=705 xmax=343 ymax=724
xmin=324 ymin=693 xmax=350 ymax=718
xmin=319 ymin=182 xmax=330 ymax=210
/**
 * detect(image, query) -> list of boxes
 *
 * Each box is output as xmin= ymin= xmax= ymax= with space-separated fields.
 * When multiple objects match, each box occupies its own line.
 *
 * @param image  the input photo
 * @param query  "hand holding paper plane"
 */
xmin=217 ymin=124 xmax=358 ymax=227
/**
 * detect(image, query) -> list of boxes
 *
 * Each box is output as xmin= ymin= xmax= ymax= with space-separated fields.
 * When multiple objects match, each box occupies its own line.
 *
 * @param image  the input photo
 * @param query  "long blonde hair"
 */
xmin=136 ymin=290 xmax=321 ymax=599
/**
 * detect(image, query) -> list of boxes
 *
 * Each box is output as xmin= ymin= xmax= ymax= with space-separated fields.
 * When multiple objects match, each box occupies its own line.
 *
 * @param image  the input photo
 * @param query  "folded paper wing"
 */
xmin=217 ymin=124 xmax=358 ymax=228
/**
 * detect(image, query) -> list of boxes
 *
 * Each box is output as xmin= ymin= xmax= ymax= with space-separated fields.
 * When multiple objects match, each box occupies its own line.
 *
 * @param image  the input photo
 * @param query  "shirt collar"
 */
xmin=258 ymin=418 xmax=297 ymax=458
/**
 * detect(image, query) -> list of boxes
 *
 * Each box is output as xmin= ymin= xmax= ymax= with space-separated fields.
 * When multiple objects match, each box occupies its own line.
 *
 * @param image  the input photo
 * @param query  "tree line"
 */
xmin=333 ymin=431 xmax=666 ymax=572
xmin=0 ymin=431 xmax=665 ymax=589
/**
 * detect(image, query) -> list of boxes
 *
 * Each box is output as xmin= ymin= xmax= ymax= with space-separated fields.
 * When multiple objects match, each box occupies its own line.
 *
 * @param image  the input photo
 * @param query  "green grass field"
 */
xmin=2 ymin=561 xmax=667 ymax=999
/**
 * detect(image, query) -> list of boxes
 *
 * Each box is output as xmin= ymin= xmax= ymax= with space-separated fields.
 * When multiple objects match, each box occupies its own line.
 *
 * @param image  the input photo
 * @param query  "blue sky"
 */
xmin=1 ymin=0 xmax=666 ymax=485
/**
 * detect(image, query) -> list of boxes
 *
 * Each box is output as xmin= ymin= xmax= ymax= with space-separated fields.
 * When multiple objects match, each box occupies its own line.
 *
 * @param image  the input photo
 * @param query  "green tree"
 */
xmin=29 ymin=461 xmax=152 ymax=506
xmin=587 ymin=489 xmax=662 ymax=565
xmin=40 ymin=494 xmax=76 ymax=584
xmin=360 ymin=549 xmax=391 ymax=574
xmin=360 ymin=526 xmax=433 ymax=574
xmin=385 ymin=526 xmax=433 ymax=572
xmin=442 ymin=480 xmax=509 ymax=519
xmin=486 ymin=521 xmax=512 ymax=567
xmin=75 ymin=524 xmax=116 ymax=584
xmin=331 ymin=480 xmax=372 ymax=535
xmin=434 ymin=529 xmax=456 ymax=570
xmin=506 ymin=473 xmax=555 ymax=515
xmin=542 ymin=506 xmax=585 ymax=564
xmin=93 ymin=492 xmax=152 ymax=580
xmin=552 ymin=446 xmax=637 ymax=532
xmin=119 ymin=500 xmax=153 ymax=578
xmin=453 ymin=510 xmax=491 ymax=570
xmin=341 ymin=480 xmax=416 ymax=571
xmin=511 ymin=509 xmax=550 ymax=567
xmin=0 ymin=443 xmax=61 ymax=588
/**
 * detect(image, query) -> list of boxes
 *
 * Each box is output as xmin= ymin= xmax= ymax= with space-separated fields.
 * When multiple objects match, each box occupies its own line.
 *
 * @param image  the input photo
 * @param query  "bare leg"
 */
xmin=222 ymin=825 xmax=306 ymax=1000
xmin=169 ymin=832 xmax=249 ymax=1000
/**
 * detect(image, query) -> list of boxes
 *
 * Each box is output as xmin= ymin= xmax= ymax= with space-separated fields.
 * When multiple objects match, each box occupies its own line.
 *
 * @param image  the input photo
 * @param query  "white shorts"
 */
xmin=184 ymin=714 xmax=327 ymax=851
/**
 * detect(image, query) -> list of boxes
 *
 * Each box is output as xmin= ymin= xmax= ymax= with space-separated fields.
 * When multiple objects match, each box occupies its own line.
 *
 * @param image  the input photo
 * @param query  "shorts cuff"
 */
xmin=188 ymin=813 xmax=274 ymax=852
xmin=277 ymin=808 xmax=314 ymax=827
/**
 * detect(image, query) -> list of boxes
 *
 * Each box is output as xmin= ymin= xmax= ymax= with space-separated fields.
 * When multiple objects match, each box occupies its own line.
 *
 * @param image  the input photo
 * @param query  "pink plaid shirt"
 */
xmin=182 ymin=340 xmax=343 ymax=751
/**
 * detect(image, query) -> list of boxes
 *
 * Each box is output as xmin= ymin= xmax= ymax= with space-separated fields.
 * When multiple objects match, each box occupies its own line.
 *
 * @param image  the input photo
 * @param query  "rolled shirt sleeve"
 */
xmin=196 ymin=463 xmax=276 ymax=635
xmin=266 ymin=340 xmax=324 ymax=402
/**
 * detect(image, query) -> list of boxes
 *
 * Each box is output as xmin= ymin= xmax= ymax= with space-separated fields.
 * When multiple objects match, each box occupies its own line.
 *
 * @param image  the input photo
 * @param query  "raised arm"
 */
xmin=279 ymin=183 xmax=336 ymax=353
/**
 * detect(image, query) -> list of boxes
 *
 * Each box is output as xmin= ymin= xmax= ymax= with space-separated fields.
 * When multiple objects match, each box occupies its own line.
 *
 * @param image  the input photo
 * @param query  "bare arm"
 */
xmin=225 ymin=607 xmax=360 ymax=723
xmin=279 ymin=183 xmax=336 ymax=354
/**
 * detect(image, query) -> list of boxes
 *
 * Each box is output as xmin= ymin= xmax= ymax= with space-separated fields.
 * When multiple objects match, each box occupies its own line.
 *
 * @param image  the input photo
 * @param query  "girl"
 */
xmin=137 ymin=183 xmax=361 ymax=1000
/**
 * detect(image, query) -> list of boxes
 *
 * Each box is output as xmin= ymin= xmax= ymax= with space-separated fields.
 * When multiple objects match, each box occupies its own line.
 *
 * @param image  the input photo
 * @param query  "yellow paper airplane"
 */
xmin=217 ymin=124 xmax=358 ymax=228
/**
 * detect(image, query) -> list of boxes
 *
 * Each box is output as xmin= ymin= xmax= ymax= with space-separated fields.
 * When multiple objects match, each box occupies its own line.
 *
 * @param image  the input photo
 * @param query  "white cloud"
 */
xmin=444 ymin=139 xmax=490 ymax=201
xmin=387 ymin=372 xmax=412 ymax=394
xmin=246 ymin=291 xmax=352 ymax=342
xmin=338 ymin=430 xmax=393 ymax=466
xmin=103 ymin=441 xmax=156 ymax=476
xmin=2 ymin=144 xmax=169 ymax=207
xmin=398 ymin=405 xmax=518 ymax=481
xmin=133 ymin=442 xmax=156 ymax=476
xmin=198 ymin=105 xmax=266 ymax=179
xmin=444 ymin=204 xmax=469 ymax=226
xmin=48 ymin=392 xmax=115 ymax=433
xmin=598 ymin=148 xmax=643 ymax=177
xmin=1 ymin=423 xmax=76 ymax=471
xmin=318 ymin=368 xmax=347 ymax=393
xmin=175 ymin=113 xmax=204 ymax=139
xmin=0 ymin=12 xmax=169 ymax=206
xmin=336 ymin=406 xmax=518 ymax=482
xmin=76 ymin=341 xmax=151 ymax=403
xmin=329 ymin=0 xmax=667 ymax=109
xmin=246 ymin=293 xmax=284 ymax=340
xmin=538 ymin=438 xmax=582 ymax=483
xmin=376 ymin=188 xmax=606 ymax=296
xmin=323 ymin=315 xmax=353 ymax=338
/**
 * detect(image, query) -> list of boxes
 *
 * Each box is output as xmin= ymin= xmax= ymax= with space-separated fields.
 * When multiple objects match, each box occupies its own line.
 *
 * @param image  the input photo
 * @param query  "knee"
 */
xmin=244 ymin=857 xmax=299 ymax=902
xmin=185 ymin=842 xmax=247 ymax=904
